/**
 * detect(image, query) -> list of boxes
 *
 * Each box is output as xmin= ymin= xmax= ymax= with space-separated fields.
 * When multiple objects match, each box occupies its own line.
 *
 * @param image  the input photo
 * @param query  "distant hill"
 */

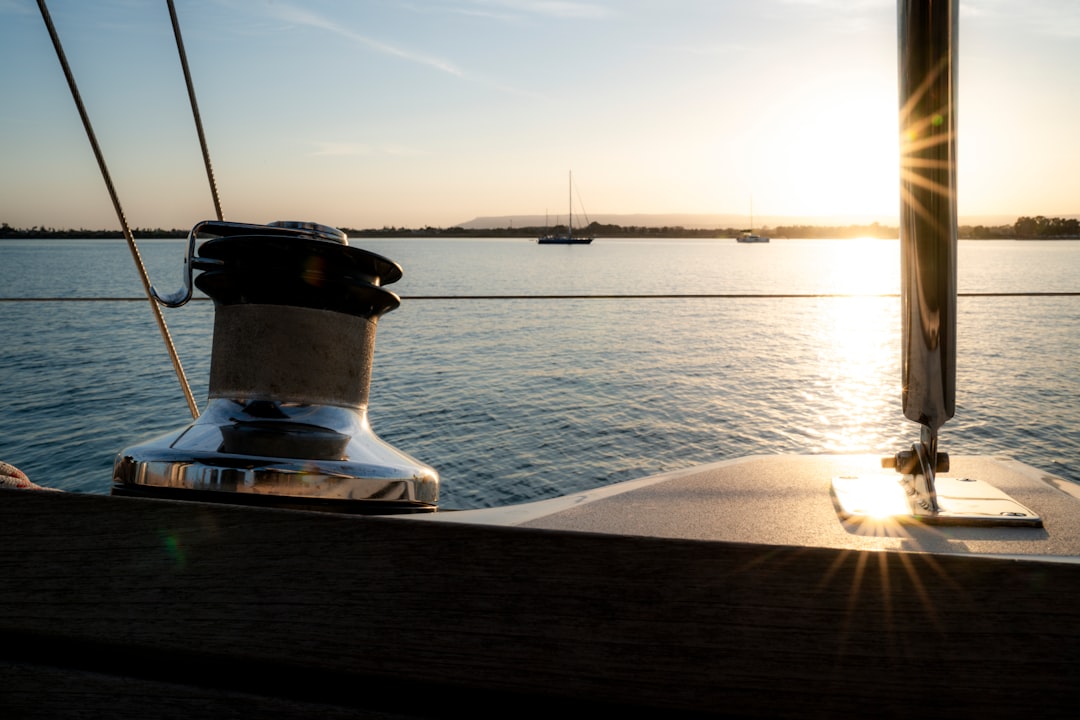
xmin=456 ymin=213 xmax=1076 ymax=231
xmin=457 ymin=214 xmax=756 ymax=230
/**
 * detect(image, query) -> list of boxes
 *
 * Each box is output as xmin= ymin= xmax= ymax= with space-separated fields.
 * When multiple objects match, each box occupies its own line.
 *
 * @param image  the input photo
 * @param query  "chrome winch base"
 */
xmin=113 ymin=398 xmax=438 ymax=513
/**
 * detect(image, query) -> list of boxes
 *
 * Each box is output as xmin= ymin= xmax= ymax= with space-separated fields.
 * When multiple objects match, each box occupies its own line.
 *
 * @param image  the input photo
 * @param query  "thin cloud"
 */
xmin=265 ymin=2 xmax=545 ymax=98
xmin=961 ymin=0 xmax=1080 ymax=39
xmin=309 ymin=141 xmax=373 ymax=157
xmin=382 ymin=144 xmax=428 ymax=157
xmin=0 ymin=0 xmax=33 ymax=16
xmin=308 ymin=141 xmax=426 ymax=158
xmin=1018 ymin=4 xmax=1080 ymax=39
xmin=270 ymin=3 xmax=464 ymax=77
xmin=668 ymin=42 xmax=743 ymax=57
xmin=402 ymin=0 xmax=612 ymax=25
xmin=778 ymin=0 xmax=890 ymax=9
xmin=466 ymin=0 xmax=613 ymax=20
xmin=279 ymin=2 xmax=555 ymax=101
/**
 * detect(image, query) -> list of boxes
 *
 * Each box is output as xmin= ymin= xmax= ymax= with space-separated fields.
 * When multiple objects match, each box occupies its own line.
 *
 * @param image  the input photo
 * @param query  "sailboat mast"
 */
xmin=568 ymin=170 xmax=573 ymax=239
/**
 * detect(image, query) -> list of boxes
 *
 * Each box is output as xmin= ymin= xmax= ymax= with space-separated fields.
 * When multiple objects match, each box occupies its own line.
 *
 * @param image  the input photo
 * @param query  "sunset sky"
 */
xmin=2 ymin=0 xmax=1078 ymax=231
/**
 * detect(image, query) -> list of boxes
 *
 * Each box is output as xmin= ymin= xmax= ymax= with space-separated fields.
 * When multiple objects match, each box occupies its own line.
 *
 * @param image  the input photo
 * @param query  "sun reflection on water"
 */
xmin=805 ymin=240 xmax=904 ymax=455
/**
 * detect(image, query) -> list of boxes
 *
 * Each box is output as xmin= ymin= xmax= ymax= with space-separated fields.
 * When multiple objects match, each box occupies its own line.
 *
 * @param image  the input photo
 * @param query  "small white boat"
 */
xmin=736 ymin=229 xmax=770 ymax=243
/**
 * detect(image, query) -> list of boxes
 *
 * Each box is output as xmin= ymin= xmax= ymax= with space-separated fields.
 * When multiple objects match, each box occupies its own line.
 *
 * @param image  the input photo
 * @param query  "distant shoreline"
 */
xmin=2 ymin=217 xmax=1078 ymax=241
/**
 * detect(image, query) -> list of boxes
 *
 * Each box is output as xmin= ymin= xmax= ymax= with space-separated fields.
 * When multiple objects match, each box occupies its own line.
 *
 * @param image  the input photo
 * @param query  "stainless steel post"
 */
xmin=898 ymin=0 xmax=957 ymax=442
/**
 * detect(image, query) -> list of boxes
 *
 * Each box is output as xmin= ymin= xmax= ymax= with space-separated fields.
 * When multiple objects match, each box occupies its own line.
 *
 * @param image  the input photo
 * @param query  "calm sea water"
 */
xmin=1 ymin=237 xmax=1077 ymax=509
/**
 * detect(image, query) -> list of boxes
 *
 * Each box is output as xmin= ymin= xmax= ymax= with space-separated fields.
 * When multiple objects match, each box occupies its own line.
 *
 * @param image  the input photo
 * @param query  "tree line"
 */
xmin=1011 ymin=215 xmax=1080 ymax=238
xmin=0 ymin=224 xmax=185 ymax=239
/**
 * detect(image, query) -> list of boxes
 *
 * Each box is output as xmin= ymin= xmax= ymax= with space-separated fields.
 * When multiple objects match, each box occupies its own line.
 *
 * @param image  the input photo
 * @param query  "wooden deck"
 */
xmin=3 ymin=454 xmax=1080 ymax=718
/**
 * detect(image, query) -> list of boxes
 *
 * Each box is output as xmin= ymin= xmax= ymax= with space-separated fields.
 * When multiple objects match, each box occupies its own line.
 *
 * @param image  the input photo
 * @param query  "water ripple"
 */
xmin=1 ymin=239 xmax=1077 ymax=509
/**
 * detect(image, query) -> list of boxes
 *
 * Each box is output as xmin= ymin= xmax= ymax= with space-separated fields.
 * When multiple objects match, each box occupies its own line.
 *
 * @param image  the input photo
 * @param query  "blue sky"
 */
xmin=2 ymin=0 xmax=1079 ymax=230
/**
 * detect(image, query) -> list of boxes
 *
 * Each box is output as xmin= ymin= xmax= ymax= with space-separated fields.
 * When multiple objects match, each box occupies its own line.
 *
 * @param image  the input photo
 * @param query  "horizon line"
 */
xmin=7 ymin=213 xmax=1078 ymax=234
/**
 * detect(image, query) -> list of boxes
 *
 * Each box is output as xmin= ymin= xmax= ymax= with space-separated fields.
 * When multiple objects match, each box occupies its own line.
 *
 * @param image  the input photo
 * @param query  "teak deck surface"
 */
xmin=2 ymin=454 xmax=1079 ymax=718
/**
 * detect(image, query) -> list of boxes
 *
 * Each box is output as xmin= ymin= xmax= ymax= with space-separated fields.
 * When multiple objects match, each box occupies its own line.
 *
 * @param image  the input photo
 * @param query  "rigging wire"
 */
xmin=35 ymin=0 xmax=200 ymax=419
xmin=575 ymin=183 xmax=591 ymax=227
xmin=167 ymin=0 xmax=224 ymax=222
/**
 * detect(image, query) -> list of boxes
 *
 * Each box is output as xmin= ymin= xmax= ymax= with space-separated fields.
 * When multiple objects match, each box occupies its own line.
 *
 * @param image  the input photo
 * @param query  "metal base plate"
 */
xmin=832 ymin=473 xmax=1043 ymax=527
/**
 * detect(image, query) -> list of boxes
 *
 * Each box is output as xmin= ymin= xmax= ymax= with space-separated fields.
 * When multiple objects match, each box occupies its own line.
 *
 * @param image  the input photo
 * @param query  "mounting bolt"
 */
xmin=882 ymin=450 xmax=918 ymax=474
xmin=882 ymin=449 xmax=950 ymax=474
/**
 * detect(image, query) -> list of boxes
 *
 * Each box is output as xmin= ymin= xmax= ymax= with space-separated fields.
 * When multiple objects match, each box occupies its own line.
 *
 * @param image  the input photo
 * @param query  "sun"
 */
xmin=736 ymin=73 xmax=900 ymax=221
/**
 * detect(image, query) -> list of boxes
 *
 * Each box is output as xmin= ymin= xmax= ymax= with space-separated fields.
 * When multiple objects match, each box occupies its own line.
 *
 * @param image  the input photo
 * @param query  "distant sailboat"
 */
xmin=538 ymin=172 xmax=593 ymax=245
xmin=737 ymin=196 xmax=770 ymax=243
